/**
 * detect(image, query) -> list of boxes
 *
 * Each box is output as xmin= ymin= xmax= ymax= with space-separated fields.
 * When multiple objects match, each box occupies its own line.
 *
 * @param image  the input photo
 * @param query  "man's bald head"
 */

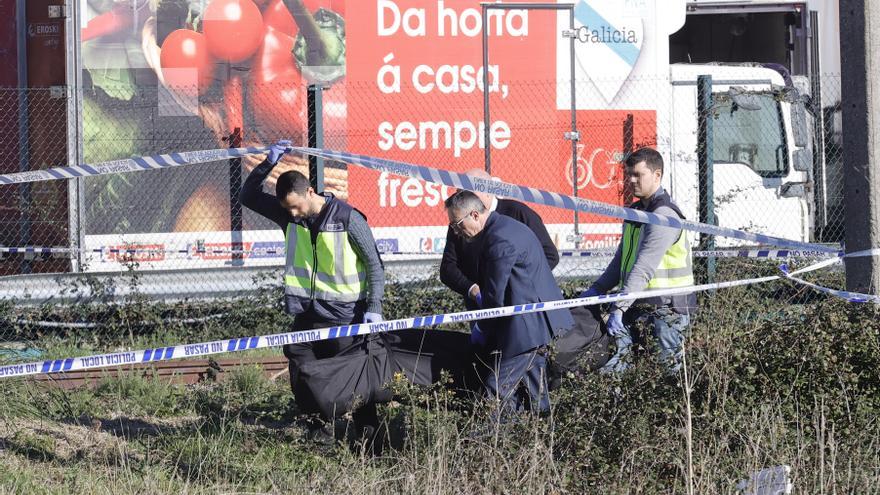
xmin=464 ymin=168 xmax=494 ymax=208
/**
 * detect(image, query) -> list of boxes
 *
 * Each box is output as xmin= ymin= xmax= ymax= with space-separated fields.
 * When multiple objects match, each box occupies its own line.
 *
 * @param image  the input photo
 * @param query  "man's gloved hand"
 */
xmin=363 ymin=312 xmax=383 ymax=323
xmin=579 ymin=286 xmax=602 ymax=299
xmin=470 ymin=322 xmax=487 ymax=347
xmin=468 ymin=284 xmax=481 ymax=306
xmin=606 ymin=310 xmax=626 ymax=337
xmin=266 ymin=139 xmax=292 ymax=165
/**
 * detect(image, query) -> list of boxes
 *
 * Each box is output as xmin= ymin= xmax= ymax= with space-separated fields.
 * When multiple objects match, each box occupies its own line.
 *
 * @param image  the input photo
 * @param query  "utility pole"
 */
xmin=840 ymin=0 xmax=880 ymax=293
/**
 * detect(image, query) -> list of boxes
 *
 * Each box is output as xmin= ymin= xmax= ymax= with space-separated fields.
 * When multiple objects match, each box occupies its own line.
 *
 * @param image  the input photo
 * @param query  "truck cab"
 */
xmin=671 ymin=0 xmax=842 ymax=241
xmin=667 ymin=63 xmax=813 ymax=245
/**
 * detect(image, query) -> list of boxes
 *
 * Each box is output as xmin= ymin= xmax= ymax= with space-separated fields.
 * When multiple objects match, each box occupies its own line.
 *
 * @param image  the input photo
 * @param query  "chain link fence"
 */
xmin=1 ymin=75 xmax=845 ymax=290
xmin=0 ymin=88 xmax=70 ymax=277
xmin=0 ymin=0 xmax=847 ymax=351
xmin=0 ymin=5 xmax=866 ymax=490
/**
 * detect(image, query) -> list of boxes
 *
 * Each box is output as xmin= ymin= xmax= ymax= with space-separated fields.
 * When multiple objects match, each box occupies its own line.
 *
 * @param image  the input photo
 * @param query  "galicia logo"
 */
xmin=576 ymin=25 xmax=639 ymax=45
xmin=573 ymin=1 xmax=642 ymax=67
xmin=569 ymin=0 xmax=645 ymax=103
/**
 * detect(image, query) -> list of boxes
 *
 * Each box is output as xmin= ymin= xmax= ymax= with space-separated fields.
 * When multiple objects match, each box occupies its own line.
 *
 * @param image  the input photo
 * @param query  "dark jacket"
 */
xmin=440 ymin=198 xmax=558 ymax=297
xmin=477 ymin=212 xmax=574 ymax=357
xmin=624 ymin=189 xmax=697 ymax=313
xmin=240 ymin=159 xmax=384 ymax=324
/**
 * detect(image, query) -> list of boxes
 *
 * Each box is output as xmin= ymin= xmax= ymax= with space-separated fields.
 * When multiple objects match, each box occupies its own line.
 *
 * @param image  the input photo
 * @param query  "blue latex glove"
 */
xmin=266 ymin=139 xmax=292 ymax=165
xmin=363 ymin=312 xmax=383 ymax=323
xmin=470 ymin=322 xmax=487 ymax=347
xmin=606 ymin=310 xmax=626 ymax=337
xmin=474 ymin=292 xmax=482 ymax=308
xmin=579 ymin=286 xmax=602 ymax=299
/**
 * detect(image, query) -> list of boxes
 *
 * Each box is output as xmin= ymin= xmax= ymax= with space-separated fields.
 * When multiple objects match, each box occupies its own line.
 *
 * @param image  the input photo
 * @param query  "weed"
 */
xmin=0 ymin=270 xmax=877 ymax=493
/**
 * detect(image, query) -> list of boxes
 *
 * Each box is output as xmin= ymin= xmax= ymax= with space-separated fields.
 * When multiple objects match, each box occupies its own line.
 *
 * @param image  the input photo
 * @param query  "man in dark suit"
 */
xmin=444 ymin=191 xmax=574 ymax=414
xmin=440 ymin=169 xmax=558 ymax=347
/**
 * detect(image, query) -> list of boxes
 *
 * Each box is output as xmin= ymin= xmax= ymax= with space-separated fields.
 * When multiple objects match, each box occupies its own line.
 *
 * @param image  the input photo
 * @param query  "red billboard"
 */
xmin=76 ymin=0 xmax=656 ymax=243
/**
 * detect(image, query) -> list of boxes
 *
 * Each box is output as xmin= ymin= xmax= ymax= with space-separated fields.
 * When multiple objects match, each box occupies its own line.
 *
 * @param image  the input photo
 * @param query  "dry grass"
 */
xmin=1 ymin=268 xmax=879 ymax=493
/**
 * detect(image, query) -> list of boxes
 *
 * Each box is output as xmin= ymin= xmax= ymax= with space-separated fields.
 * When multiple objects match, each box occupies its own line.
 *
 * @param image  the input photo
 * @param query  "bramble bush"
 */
xmin=1 ymin=260 xmax=879 ymax=492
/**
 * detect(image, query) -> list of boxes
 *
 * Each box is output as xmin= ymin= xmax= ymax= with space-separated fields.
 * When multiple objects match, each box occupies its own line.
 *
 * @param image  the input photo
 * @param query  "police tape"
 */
xmin=0 ymin=246 xmax=273 ymax=256
xmin=0 ymin=258 xmax=841 ymax=379
xmin=780 ymin=268 xmax=880 ymax=303
xmin=562 ymin=248 xmax=843 ymax=259
xmin=292 ymin=146 xmax=837 ymax=254
xmin=0 ymin=142 xmax=838 ymax=254
xmin=0 ymin=246 xmax=843 ymax=260
xmin=778 ymin=248 xmax=880 ymax=303
xmin=0 ymin=146 xmax=270 ymax=185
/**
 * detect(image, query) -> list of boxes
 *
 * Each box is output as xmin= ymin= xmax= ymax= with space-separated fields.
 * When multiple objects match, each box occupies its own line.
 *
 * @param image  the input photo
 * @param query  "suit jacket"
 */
xmin=477 ymin=212 xmax=574 ymax=357
xmin=440 ymin=198 xmax=558 ymax=297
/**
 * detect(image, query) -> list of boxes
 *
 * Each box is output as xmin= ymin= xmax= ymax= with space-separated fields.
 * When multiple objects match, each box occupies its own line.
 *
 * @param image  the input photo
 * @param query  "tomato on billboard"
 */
xmin=76 ymin=0 xmax=660 ymax=257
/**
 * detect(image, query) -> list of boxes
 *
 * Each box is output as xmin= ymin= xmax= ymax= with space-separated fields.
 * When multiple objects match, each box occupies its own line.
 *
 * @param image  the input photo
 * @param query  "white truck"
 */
xmin=673 ymin=0 xmax=843 ymax=241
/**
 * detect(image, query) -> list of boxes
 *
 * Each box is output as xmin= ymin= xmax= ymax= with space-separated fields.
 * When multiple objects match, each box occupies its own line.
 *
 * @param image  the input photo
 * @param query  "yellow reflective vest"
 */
xmin=283 ymin=197 xmax=367 ymax=304
xmin=620 ymin=192 xmax=694 ymax=290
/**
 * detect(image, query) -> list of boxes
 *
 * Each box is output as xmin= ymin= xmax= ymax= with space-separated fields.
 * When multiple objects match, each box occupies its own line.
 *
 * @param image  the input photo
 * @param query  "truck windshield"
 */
xmin=712 ymin=92 xmax=789 ymax=178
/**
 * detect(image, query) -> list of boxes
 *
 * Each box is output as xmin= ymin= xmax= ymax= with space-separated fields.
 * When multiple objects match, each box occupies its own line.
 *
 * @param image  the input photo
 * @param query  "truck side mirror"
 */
xmin=792 ymin=148 xmax=811 ymax=172
xmin=791 ymin=101 xmax=810 ymax=148
xmin=728 ymin=87 xmax=762 ymax=111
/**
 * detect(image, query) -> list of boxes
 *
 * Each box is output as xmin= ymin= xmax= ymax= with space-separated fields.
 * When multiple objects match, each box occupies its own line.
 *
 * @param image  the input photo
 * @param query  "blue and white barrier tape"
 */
xmin=0 ymin=142 xmax=837 ymax=254
xmin=0 ymin=146 xmax=270 ymax=185
xmin=692 ymin=249 xmax=842 ymax=258
xmin=292 ymin=146 xmax=837 ymax=254
xmin=0 ymin=246 xmax=271 ymax=256
xmin=0 ymin=246 xmax=843 ymax=260
xmin=0 ymin=257 xmax=842 ymax=379
xmin=561 ymin=248 xmax=843 ymax=259
xmin=778 ymin=248 xmax=880 ymax=303
xmin=780 ymin=267 xmax=880 ymax=303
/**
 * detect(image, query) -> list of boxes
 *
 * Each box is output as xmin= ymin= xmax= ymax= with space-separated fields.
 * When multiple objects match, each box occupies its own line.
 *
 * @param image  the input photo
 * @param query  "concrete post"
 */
xmin=840 ymin=0 xmax=880 ymax=293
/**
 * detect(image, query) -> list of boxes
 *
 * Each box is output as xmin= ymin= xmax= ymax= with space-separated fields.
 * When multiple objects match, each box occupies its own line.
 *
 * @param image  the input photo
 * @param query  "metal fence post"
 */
xmin=568 ymin=5 xmax=579 ymax=249
xmin=623 ymin=113 xmax=634 ymax=206
xmin=697 ymin=75 xmax=715 ymax=283
xmin=308 ymin=84 xmax=325 ymax=194
xmin=16 ymin=0 xmax=30 ymax=275
xmin=481 ymin=4 xmax=491 ymax=174
xmin=228 ymin=126 xmax=243 ymax=265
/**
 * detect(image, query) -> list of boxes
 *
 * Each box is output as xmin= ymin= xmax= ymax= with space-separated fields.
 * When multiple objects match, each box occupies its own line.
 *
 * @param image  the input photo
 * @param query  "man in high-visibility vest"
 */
xmin=581 ymin=147 xmax=696 ymax=374
xmin=241 ymin=140 xmax=385 ymax=441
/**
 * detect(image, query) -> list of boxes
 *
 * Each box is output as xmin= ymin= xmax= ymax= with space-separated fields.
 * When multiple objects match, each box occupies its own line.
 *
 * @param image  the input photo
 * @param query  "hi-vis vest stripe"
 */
xmin=620 ymin=222 xmax=694 ymax=289
xmin=284 ymin=223 xmax=367 ymax=303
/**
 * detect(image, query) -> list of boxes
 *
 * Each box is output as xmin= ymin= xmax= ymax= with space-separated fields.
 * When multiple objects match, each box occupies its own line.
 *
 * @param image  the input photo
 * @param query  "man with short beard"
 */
xmin=581 ymin=147 xmax=696 ymax=374
xmin=241 ymin=140 xmax=385 ymax=442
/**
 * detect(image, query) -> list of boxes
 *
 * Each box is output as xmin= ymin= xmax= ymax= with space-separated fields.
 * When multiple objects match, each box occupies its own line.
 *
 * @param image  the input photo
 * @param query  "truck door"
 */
xmin=669 ymin=73 xmax=811 ymax=245
xmin=709 ymin=87 xmax=811 ymax=244
xmin=0 ymin=0 xmax=72 ymax=276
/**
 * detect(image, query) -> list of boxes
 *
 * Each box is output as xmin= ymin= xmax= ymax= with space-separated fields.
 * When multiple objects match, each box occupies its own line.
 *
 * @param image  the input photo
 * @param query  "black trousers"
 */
xmin=283 ymin=310 xmax=378 ymax=431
